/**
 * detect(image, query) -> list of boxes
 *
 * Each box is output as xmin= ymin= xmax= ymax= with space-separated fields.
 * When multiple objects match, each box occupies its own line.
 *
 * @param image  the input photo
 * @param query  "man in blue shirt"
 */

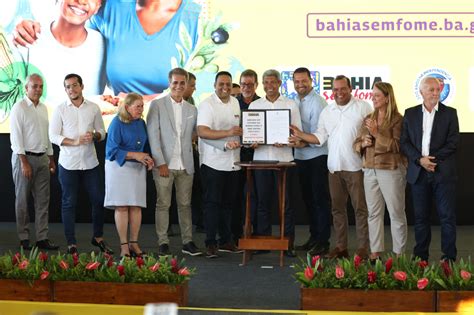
xmin=292 ymin=67 xmax=331 ymax=256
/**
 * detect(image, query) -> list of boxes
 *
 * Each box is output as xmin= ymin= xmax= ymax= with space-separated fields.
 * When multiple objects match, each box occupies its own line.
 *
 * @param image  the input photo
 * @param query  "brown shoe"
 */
xmin=325 ymin=247 xmax=349 ymax=259
xmin=355 ymin=248 xmax=369 ymax=260
xmin=218 ymin=242 xmax=243 ymax=254
xmin=206 ymin=245 xmax=219 ymax=258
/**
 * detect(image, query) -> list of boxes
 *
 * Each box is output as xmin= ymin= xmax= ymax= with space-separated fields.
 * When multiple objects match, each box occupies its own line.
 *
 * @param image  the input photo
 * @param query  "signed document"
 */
xmin=266 ymin=109 xmax=290 ymax=144
xmin=241 ymin=109 xmax=290 ymax=144
xmin=242 ymin=110 xmax=265 ymax=144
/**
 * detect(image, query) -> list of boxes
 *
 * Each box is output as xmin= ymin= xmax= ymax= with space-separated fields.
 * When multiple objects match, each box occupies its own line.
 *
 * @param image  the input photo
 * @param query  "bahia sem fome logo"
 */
xmin=414 ymin=68 xmax=456 ymax=105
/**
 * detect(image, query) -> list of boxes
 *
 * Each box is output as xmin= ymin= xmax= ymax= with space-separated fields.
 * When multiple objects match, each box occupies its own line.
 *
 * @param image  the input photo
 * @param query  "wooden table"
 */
xmin=235 ymin=161 xmax=296 ymax=266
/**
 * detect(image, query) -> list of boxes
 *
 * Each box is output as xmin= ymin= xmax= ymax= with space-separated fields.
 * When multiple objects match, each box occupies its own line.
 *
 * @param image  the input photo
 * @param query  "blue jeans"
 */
xmin=58 ymin=165 xmax=105 ymax=245
xmin=411 ymin=170 xmax=457 ymax=261
xmin=200 ymin=164 xmax=239 ymax=247
xmin=296 ymin=155 xmax=331 ymax=246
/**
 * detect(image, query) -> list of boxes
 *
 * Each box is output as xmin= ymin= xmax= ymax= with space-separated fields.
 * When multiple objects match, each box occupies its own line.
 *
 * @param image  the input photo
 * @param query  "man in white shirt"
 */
xmin=10 ymin=74 xmax=59 ymax=251
xmin=290 ymin=75 xmax=372 ymax=259
xmin=147 ymin=68 xmax=201 ymax=257
xmin=197 ymin=71 xmax=243 ymax=258
xmin=249 ymin=69 xmax=302 ymax=257
xmin=49 ymin=73 xmax=112 ymax=255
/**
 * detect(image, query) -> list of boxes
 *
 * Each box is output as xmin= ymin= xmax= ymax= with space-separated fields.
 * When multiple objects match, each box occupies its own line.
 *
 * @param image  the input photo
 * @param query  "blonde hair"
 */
xmin=118 ymin=92 xmax=143 ymax=123
xmin=371 ymin=82 xmax=399 ymax=128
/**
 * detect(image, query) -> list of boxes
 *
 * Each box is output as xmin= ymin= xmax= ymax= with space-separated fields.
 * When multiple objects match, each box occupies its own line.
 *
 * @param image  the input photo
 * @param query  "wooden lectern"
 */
xmin=235 ymin=161 xmax=296 ymax=267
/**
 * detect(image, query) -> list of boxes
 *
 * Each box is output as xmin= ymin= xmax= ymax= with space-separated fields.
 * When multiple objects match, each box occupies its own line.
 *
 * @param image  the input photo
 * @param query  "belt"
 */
xmin=25 ymin=151 xmax=45 ymax=157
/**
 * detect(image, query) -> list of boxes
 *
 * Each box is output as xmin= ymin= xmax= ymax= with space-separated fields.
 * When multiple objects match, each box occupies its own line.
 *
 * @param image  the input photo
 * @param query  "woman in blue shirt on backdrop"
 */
xmin=104 ymin=92 xmax=154 ymax=258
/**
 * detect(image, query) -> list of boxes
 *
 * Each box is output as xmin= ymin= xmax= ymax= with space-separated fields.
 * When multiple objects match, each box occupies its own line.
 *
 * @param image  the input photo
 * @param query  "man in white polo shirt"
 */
xmin=290 ymin=75 xmax=372 ymax=259
xmin=49 ymin=73 xmax=112 ymax=255
xmin=248 ymin=69 xmax=302 ymax=257
xmin=197 ymin=71 xmax=243 ymax=258
xmin=10 ymin=73 xmax=59 ymax=251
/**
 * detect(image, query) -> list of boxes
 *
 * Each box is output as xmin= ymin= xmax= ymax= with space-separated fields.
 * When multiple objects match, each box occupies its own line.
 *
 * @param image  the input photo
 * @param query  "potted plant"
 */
xmin=295 ymin=254 xmax=437 ymax=312
xmin=433 ymin=259 xmax=474 ymax=312
xmin=0 ymin=248 xmax=52 ymax=301
xmin=0 ymin=249 xmax=193 ymax=305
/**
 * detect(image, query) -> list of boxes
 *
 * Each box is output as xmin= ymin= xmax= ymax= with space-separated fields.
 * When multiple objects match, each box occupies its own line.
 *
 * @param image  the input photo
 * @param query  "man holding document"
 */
xmin=247 ymin=69 xmax=302 ymax=257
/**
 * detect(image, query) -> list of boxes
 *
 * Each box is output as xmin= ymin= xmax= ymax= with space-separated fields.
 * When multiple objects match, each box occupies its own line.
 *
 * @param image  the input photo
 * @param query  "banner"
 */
xmin=1 ymin=0 xmax=473 ymax=132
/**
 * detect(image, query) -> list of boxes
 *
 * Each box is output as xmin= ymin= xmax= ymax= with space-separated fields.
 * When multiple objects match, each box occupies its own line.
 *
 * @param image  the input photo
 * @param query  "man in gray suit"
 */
xmin=147 ymin=68 xmax=202 ymax=256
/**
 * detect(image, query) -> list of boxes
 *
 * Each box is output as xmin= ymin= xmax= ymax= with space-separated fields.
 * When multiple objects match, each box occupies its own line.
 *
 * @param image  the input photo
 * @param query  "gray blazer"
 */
xmin=146 ymin=95 xmax=197 ymax=175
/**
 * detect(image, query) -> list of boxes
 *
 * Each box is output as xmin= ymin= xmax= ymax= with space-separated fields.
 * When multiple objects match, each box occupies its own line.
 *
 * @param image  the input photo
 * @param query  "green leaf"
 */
xmin=175 ymin=43 xmax=186 ymax=67
xmin=179 ymin=23 xmax=193 ymax=53
xmin=170 ymin=56 xmax=179 ymax=69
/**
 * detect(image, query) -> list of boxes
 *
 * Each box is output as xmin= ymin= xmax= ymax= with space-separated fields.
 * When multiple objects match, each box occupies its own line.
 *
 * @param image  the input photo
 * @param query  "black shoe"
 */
xmin=158 ymin=243 xmax=171 ymax=256
xmin=308 ymin=243 xmax=330 ymax=256
xmin=91 ymin=238 xmax=114 ymax=255
xmin=20 ymin=240 xmax=32 ymax=250
xmin=285 ymin=248 xmax=297 ymax=258
xmin=182 ymin=241 xmax=202 ymax=256
xmin=129 ymin=241 xmax=146 ymax=258
xmin=296 ymin=238 xmax=318 ymax=251
xmin=67 ymin=245 xmax=78 ymax=255
xmin=36 ymin=239 xmax=59 ymax=250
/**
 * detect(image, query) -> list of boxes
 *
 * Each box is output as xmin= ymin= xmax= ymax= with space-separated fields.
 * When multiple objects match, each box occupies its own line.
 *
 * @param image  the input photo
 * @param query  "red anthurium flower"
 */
xmin=39 ymin=252 xmax=48 ymax=262
xmin=304 ymin=266 xmax=315 ymax=280
xmin=85 ymin=261 xmax=101 ymax=270
xmin=178 ymin=267 xmax=190 ymax=276
xmin=335 ymin=265 xmax=344 ymax=279
xmin=441 ymin=260 xmax=452 ymax=277
xmin=18 ymin=260 xmax=29 ymax=270
xmin=40 ymin=270 xmax=50 ymax=280
xmin=171 ymin=258 xmax=179 ymax=273
xmin=117 ymin=265 xmax=125 ymax=276
xmin=367 ymin=271 xmax=377 ymax=284
xmin=317 ymin=262 xmax=324 ymax=272
xmin=149 ymin=263 xmax=160 ymax=272
xmin=72 ymin=253 xmax=79 ymax=267
xmin=417 ymin=278 xmax=429 ymax=290
xmin=354 ymin=255 xmax=362 ymax=270
xmin=12 ymin=253 xmax=21 ymax=265
xmin=136 ymin=256 xmax=145 ymax=268
xmin=460 ymin=270 xmax=472 ymax=281
xmin=418 ymin=260 xmax=428 ymax=269
xmin=59 ymin=260 xmax=69 ymax=270
xmin=311 ymin=255 xmax=320 ymax=268
xmin=385 ymin=257 xmax=393 ymax=273
xmin=394 ymin=271 xmax=407 ymax=281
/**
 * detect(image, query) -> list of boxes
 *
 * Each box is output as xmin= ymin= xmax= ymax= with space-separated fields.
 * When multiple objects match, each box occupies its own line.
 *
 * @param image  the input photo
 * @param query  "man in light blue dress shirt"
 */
xmin=292 ymin=67 xmax=331 ymax=256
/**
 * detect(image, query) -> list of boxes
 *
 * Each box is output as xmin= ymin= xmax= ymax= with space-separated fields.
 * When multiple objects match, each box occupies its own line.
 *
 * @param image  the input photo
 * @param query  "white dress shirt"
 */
xmin=421 ymin=103 xmax=438 ymax=157
xmin=197 ymin=93 xmax=241 ymax=171
xmin=313 ymin=96 xmax=372 ymax=173
xmin=10 ymin=97 xmax=53 ymax=156
xmin=49 ymin=99 xmax=105 ymax=170
xmin=249 ymin=95 xmax=302 ymax=162
xmin=168 ymin=97 xmax=185 ymax=170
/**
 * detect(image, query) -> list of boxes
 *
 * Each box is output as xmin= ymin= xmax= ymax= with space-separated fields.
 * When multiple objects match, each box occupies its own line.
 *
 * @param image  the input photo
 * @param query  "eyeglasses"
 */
xmin=240 ymin=83 xmax=256 ymax=87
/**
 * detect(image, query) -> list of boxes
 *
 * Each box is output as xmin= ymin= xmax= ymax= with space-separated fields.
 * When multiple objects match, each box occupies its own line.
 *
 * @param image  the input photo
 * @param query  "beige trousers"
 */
xmin=363 ymin=167 xmax=407 ymax=254
xmin=153 ymin=169 xmax=194 ymax=245
xmin=328 ymin=170 xmax=369 ymax=251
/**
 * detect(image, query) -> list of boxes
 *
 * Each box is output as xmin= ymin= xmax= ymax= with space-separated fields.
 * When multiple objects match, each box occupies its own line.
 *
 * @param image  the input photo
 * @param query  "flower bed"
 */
xmin=0 ymin=248 xmax=192 ymax=305
xmin=294 ymin=254 xmax=474 ymax=312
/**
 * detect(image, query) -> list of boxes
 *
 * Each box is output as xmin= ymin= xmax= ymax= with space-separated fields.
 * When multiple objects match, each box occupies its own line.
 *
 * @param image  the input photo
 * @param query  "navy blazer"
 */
xmin=400 ymin=103 xmax=459 ymax=184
